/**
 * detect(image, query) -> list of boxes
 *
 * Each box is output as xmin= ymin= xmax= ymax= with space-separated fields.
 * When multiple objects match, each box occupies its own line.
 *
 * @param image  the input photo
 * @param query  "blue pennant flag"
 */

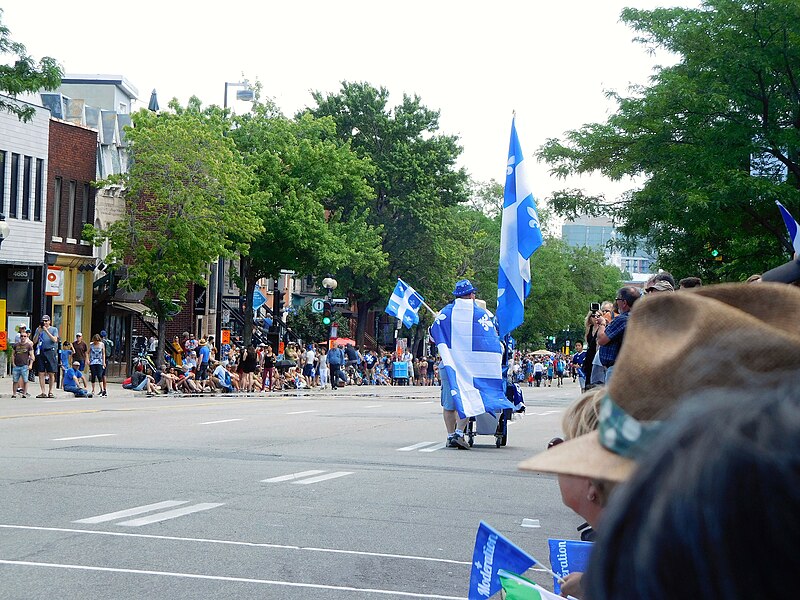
xmin=497 ymin=116 xmax=543 ymax=338
xmin=776 ymin=201 xmax=800 ymax=256
xmin=431 ymin=298 xmax=515 ymax=418
xmin=469 ymin=521 xmax=537 ymax=600
xmin=385 ymin=279 xmax=424 ymax=328
xmin=548 ymin=539 xmax=593 ymax=596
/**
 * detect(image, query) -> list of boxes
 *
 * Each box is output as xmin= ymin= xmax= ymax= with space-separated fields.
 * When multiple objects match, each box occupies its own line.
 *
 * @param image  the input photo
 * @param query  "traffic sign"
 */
xmin=253 ymin=287 xmax=267 ymax=311
xmin=311 ymin=298 xmax=325 ymax=313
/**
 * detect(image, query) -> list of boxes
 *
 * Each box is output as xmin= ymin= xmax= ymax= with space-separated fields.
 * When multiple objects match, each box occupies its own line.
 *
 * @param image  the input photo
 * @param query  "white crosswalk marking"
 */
xmin=53 ymin=434 xmax=116 ymax=441
xmin=291 ymin=471 xmax=353 ymax=485
xmin=286 ymin=410 xmax=316 ymax=415
xmin=261 ymin=470 xmax=326 ymax=483
xmin=199 ymin=419 xmax=242 ymax=425
xmin=73 ymin=501 xmax=188 ymax=524
xmin=397 ymin=441 xmax=439 ymax=452
xmin=117 ymin=503 xmax=224 ymax=527
xmin=419 ymin=442 xmax=447 ymax=453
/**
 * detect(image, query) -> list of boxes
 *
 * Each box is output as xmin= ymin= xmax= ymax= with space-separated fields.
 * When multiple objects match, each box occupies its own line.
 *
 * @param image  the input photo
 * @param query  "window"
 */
xmin=22 ymin=156 xmax=31 ymax=219
xmin=67 ymin=180 xmax=76 ymax=240
xmin=35 ymin=158 xmax=44 ymax=221
xmin=53 ymin=177 xmax=62 ymax=236
xmin=0 ymin=151 xmax=5 ymax=215
xmin=81 ymin=183 xmax=90 ymax=226
xmin=10 ymin=153 xmax=19 ymax=218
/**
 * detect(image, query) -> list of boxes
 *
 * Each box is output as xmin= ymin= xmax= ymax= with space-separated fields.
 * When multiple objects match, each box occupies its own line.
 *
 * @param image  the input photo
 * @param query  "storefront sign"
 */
xmin=45 ymin=267 xmax=63 ymax=296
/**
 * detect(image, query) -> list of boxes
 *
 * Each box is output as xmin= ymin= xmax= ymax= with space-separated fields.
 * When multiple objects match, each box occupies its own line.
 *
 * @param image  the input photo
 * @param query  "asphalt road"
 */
xmin=0 ymin=379 xmax=584 ymax=599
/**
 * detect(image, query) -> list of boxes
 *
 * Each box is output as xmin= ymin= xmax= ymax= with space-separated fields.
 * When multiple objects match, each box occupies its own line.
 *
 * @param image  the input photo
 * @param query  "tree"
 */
xmin=538 ymin=0 xmax=800 ymax=282
xmin=0 ymin=8 xmax=62 ymax=121
xmin=229 ymin=99 xmax=382 ymax=346
xmin=89 ymin=98 xmax=263 ymax=366
xmin=306 ymin=82 xmax=471 ymax=345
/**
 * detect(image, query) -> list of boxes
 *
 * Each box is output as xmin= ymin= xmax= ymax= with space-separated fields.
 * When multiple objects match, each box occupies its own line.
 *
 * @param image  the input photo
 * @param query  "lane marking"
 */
xmin=199 ymin=419 xmax=243 ymax=425
xmin=364 ymin=405 xmax=382 ymax=408
xmin=262 ymin=470 xmax=325 ymax=483
xmin=0 ymin=560 xmax=466 ymax=599
xmin=117 ymin=503 xmax=224 ymax=527
xmin=286 ymin=410 xmax=316 ymax=415
xmin=52 ymin=434 xmax=116 ymax=441
xmin=0 ymin=524 xmax=471 ymax=565
xmin=291 ymin=471 xmax=353 ymax=485
xmin=415 ymin=401 xmax=434 ymax=405
xmin=44 ymin=399 xmax=82 ymax=403
xmin=530 ymin=410 xmax=560 ymax=416
xmin=397 ymin=441 xmax=439 ymax=452
xmin=74 ymin=501 xmax=189 ymax=524
xmin=419 ymin=442 xmax=447 ymax=453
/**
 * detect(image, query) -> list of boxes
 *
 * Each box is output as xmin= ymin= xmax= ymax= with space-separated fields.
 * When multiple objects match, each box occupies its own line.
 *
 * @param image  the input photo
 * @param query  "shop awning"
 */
xmin=108 ymin=301 xmax=158 ymax=325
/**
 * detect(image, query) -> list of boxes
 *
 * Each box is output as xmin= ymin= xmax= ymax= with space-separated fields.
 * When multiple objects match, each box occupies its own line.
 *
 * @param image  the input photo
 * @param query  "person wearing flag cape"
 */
xmin=431 ymin=279 xmax=514 ymax=449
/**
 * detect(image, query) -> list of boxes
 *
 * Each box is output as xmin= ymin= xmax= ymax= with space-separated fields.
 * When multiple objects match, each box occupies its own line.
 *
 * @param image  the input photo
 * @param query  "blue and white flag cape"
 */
xmin=431 ymin=298 xmax=515 ymax=418
xmin=385 ymin=279 xmax=424 ymax=328
xmin=497 ymin=116 xmax=543 ymax=338
xmin=468 ymin=521 xmax=537 ymax=600
xmin=776 ymin=201 xmax=800 ymax=256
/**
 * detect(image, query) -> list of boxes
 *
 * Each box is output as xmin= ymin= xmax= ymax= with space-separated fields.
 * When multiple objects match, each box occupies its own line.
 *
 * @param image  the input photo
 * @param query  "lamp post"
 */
xmin=215 ymin=81 xmax=254 ymax=343
xmin=322 ymin=276 xmax=337 ymax=348
xmin=0 ymin=213 xmax=9 ymax=250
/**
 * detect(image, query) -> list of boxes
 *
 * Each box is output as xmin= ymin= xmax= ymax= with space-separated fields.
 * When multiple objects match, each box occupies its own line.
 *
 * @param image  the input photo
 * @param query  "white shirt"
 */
xmin=305 ymin=350 xmax=316 ymax=365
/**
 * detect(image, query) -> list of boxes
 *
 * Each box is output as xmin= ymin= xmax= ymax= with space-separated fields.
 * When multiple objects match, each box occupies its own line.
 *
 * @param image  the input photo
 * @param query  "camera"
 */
xmin=590 ymin=302 xmax=600 ymax=312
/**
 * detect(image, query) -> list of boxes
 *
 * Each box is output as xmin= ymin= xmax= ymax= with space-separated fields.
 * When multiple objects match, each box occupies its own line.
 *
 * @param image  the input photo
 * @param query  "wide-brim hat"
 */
xmin=452 ymin=279 xmax=476 ymax=296
xmin=520 ymin=282 xmax=800 ymax=482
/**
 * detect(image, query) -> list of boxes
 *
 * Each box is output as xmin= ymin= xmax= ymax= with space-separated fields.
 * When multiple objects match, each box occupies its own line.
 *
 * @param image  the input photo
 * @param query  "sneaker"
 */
xmin=11 ymin=394 xmax=17 ymax=399
xmin=87 ymin=393 xmax=93 ymax=398
xmin=451 ymin=434 xmax=470 ymax=450
xmin=447 ymin=436 xmax=457 ymax=448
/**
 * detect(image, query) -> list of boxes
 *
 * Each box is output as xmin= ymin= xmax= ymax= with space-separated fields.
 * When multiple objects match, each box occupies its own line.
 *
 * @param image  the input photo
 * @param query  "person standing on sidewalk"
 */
xmin=72 ymin=333 xmax=88 ymax=371
xmin=11 ymin=330 xmax=34 ymax=398
xmin=327 ymin=344 xmax=345 ymax=389
xmin=31 ymin=315 xmax=59 ymax=398
xmin=88 ymin=334 xmax=106 ymax=397
xmin=597 ymin=287 xmax=641 ymax=384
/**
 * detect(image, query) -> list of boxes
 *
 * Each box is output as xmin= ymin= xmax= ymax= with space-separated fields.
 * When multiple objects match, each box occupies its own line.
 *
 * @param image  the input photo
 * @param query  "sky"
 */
xmin=4 ymin=0 xmax=697 ymax=206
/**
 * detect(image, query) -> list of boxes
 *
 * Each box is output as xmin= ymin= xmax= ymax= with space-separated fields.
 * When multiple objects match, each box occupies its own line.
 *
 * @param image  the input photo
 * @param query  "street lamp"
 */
xmin=215 ymin=81 xmax=255 ymax=343
xmin=322 ymin=277 xmax=337 ymax=348
xmin=0 ymin=213 xmax=9 ymax=249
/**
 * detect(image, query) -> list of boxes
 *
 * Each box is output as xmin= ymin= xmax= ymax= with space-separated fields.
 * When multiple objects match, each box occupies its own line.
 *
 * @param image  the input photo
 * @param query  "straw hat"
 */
xmin=520 ymin=282 xmax=800 ymax=482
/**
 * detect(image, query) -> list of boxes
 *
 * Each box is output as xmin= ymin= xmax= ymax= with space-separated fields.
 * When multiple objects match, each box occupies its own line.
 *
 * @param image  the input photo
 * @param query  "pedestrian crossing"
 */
xmin=261 ymin=470 xmax=354 ymax=484
xmin=397 ymin=441 xmax=446 ymax=452
xmin=73 ymin=501 xmax=224 ymax=527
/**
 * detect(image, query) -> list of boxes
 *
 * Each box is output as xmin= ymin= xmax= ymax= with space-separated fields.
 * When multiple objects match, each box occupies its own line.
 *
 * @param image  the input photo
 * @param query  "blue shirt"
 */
xmin=198 ymin=345 xmax=210 ymax=364
xmin=599 ymin=312 xmax=630 ymax=367
xmin=327 ymin=348 xmax=344 ymax=366
xmin=63 ymin=367 xmax=82 ymax=388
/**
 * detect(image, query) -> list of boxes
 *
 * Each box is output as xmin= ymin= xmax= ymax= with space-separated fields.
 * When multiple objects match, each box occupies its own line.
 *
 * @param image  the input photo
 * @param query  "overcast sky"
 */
xmin=5 ymin=0 xmax=697 ymax=204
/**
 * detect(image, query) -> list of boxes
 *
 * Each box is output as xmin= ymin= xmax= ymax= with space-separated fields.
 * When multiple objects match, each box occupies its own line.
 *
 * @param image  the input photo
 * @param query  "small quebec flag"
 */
xmin=385 ymin=279 xmax=424 ymax=328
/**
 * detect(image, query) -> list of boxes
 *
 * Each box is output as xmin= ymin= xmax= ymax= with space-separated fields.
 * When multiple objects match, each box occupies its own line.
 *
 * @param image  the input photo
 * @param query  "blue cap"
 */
xmin=100 ymin=330 xmax=107 ymax=337
xmin=452 ymin=279 xmax=476 ymax=297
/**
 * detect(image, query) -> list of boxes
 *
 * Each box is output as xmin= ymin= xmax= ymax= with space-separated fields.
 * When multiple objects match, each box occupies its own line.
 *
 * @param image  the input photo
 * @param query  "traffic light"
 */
xmin=322 ymin=300 xmax=333 ymax=326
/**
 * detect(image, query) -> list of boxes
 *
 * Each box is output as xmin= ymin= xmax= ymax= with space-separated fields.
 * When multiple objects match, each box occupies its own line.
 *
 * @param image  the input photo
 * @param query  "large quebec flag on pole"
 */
xmin=776 ymin=201 xmax=800 ymax=256
xmin=497 ymin=116 xmax=544 ymax=338
xmin=431 ymin=298 xmax=515 ymax=418
xmin=385 ymin=279 xmax=424 ymax=328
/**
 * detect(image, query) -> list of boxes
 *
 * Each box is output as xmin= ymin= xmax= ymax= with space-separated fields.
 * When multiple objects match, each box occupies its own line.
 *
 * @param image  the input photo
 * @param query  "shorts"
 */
xmin=35 ymin=349 xmax=58 ymax=374
xmin=302 ymin=364 xmax=314 ymax=377
xmin=440 ymin=368 xmax=457 ymax=410
xmin=12 ymin=365 xmax=29 ymax=382
xmin=90 ymin=364 xmax=104 ymax=382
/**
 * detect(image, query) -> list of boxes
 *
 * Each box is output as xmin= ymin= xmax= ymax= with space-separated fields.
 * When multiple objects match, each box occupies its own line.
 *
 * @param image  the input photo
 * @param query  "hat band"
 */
xmin=598 ymin=394 xmax=664 ymax=459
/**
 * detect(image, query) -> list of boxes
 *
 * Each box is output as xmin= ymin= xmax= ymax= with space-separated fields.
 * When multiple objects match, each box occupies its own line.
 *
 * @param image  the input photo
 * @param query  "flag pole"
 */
xmin=420 ymin=300 xmax=438 ymax=317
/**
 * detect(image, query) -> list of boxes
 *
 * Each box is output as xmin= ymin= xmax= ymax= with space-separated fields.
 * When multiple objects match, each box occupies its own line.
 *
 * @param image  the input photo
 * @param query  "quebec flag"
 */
xmin=431 ymin=298 xmax=515 ymax=418
xmin=776 ymin=201 xmax=800 ymax=256
xmin=497 ymin=117 xmax=543 ymax=338
xmin=385 ymin=279 xmax=424 ymax=328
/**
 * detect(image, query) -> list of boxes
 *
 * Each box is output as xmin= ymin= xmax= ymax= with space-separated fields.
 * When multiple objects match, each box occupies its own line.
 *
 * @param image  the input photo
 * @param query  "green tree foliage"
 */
xmin=306 ymin=82 xmax=470 ymax=344
xmin=460 ymin=180 xmax=623 ymax=348
xmin=0 ymin=8 xmax=62 ymax=121
xmin=229 ymin=98 xmax=382 ymax=345
xmin=286 ymin=303 xmax=351 ymax=346
xmin=537 ymin=0 xmax=800 ymax=282
xmin=90 ymin=99 xmax=264 ymax=365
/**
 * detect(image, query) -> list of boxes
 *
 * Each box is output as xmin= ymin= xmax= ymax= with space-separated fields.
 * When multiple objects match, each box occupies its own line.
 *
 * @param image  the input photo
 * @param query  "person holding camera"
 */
xmin=31 ymin=315 xmax=59 ymax=398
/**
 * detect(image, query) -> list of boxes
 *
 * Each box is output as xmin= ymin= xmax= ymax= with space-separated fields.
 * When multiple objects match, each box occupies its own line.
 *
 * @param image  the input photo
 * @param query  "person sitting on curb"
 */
xmin=63 ymin=361 xmax=93 ymax=398
xmin=211 ymin=361 xmax=233 ymax=393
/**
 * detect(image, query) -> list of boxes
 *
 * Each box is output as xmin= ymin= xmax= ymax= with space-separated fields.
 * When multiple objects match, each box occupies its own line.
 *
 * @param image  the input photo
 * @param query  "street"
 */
xmin=0 ymin=381 xmax=582 ymax=599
